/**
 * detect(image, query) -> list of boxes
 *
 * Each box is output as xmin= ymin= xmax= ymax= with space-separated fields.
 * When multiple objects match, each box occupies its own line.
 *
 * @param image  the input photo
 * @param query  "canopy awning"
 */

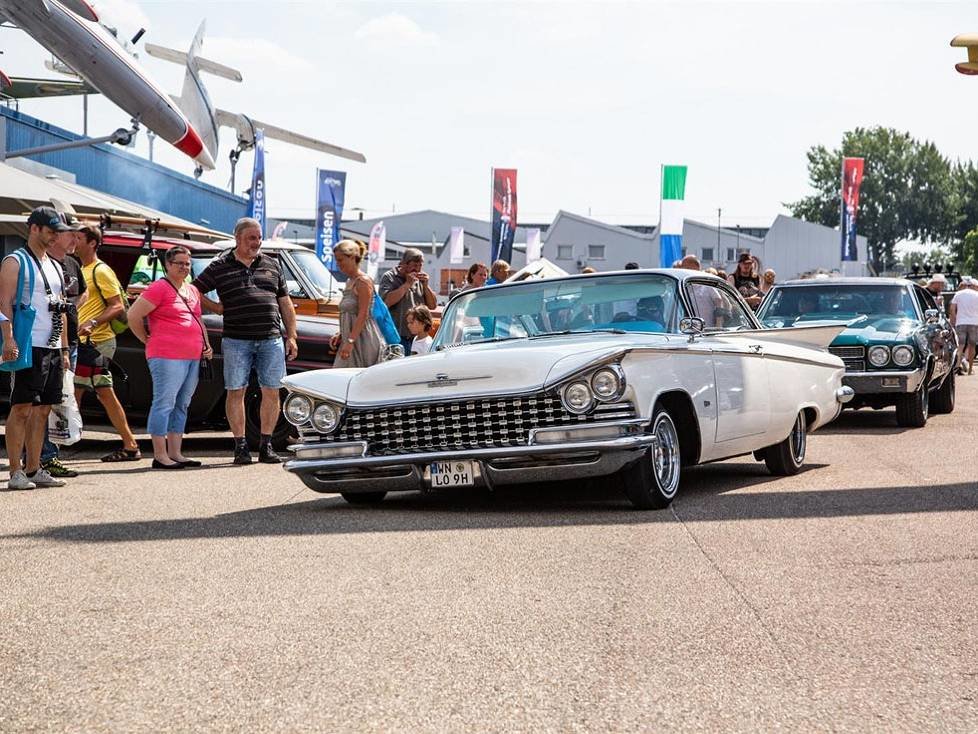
xmin=0 ymin=161 xmax=228 ymax=239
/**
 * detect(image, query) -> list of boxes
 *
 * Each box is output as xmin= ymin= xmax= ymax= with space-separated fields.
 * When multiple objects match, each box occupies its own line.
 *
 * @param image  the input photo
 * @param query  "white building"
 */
xmin=268 ymin=209 xmax=869 ymax=296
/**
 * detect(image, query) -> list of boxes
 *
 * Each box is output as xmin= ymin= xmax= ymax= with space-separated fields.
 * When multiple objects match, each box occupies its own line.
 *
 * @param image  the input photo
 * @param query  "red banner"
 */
xmin=841 ymin=157 xmax=864 ymax=262
xmin=490 ymin=168 xmax=518 ymax=264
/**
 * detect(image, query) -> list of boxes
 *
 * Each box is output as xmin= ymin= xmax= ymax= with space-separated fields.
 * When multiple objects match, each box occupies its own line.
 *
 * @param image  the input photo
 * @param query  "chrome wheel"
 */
xmin=652 ymin=411 xmax=680 ymax=498
xmin=789 ymin=412 xmax=807 ymax=466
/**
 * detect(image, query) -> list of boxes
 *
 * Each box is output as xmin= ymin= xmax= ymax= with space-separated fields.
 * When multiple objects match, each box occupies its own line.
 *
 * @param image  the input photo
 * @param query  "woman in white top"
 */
xmin=406 ymin=305 xmax=434 ymax=355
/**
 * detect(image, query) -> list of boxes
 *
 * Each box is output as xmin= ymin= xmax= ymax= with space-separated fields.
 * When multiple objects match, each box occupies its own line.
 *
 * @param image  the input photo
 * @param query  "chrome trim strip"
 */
xmin=843 ymin=368 xmax=924 ymax=378
xmin=528 ymin=418 xmax=648 ymax=444
xmin=284 ymin=434 xmax=658 ymax=474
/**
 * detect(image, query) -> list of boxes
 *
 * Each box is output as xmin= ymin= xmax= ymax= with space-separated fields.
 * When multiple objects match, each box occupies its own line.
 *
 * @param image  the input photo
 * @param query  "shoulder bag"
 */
xmin=93 ymin=261 xmax=129 ymax=335
xmin=163 ymin=279 xmax=214 ymax=380
xmin=0 ymin=249 xmax=37 ymax=372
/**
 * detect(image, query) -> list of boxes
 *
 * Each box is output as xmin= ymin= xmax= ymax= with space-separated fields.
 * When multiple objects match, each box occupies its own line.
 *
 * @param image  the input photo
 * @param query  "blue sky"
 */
xmin=3 ymin=1 xmax=977 ymax=231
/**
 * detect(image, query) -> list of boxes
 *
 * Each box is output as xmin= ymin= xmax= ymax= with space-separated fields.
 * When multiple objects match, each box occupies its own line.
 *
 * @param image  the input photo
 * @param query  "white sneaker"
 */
xmin=7 ymin=470 xmax=36 ymax=491
xmin=29 ymin=468 xmax=67 ymax=488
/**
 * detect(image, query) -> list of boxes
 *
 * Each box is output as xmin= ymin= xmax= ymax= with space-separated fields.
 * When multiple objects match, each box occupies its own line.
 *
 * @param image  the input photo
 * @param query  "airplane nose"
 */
xmin=173 ymin=124 xmax=215 ymax=170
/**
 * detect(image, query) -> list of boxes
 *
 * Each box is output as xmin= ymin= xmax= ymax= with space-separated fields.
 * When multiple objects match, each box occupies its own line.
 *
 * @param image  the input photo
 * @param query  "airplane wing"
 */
xmin=0 ymin=74 xmax=97 ymax=98
xmin=215 ymin=108 xmax=367 ymax=163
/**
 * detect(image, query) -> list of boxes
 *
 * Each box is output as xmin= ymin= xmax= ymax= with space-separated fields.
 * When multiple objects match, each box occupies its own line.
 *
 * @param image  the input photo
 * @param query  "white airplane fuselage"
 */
xmin=1 ymin=0 xmax=215 ymax=169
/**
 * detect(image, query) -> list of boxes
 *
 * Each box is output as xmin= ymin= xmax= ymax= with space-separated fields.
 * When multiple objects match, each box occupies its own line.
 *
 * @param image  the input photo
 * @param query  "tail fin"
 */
xmin=145 ymin=21 xmax=242 ymax=82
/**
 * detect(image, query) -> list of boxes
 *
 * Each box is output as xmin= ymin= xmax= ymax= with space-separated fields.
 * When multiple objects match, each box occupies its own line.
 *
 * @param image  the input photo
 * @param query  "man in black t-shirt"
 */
xmin=36 ymin=213 xmax=88 ymax=477
xmin=193 ymin=217 xmax=298 ymax=465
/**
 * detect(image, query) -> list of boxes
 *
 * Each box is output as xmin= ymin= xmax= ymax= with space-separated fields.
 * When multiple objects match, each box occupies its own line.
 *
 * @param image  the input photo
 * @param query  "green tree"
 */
xmin=961 ymin=227 xmax=978 ymax=274
xmin=788 ymin=127 xmax=954 ymax=272
xmin=947 ymin=161 xmax=978 ymax=266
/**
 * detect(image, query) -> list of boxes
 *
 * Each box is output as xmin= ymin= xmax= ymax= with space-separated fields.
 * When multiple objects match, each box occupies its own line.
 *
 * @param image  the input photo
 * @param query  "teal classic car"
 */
xmin=757 ymin=278 xmax=957 ymax=427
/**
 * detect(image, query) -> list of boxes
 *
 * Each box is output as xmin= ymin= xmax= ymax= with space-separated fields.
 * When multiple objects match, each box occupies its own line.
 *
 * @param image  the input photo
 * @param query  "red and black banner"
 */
xmin=840 ymin=157 xmax=864 ymax=262
xmin=490 ymin=168 xmax=518 ymax=263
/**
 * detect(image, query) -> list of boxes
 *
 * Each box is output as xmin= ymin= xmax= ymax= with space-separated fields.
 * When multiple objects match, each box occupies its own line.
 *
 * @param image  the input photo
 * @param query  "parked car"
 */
xmin=280 ymin=269 xmax=851 ymax=509
xmin=756 ymin=277 xmax=957 ymax=427
xmin=1 ymin=228 xmax=340 ymax=448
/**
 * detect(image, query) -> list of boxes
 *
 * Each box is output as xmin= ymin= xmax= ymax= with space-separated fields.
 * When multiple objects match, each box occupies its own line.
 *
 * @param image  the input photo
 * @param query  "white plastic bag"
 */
xmin=49 ymin=369 xmax=82 ymax=445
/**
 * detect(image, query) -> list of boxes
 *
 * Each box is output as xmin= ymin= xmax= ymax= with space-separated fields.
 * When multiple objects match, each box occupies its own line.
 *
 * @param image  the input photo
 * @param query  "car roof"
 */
xmin=101 ymin=231 xmax=307 ymax=255
xmin=775 ymin=277 xmax=913 ymax=287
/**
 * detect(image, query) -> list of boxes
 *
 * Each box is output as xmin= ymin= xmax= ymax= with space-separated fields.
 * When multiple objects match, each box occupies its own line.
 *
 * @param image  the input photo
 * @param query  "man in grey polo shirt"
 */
xmin=379 ymin=248 xmax=437 ymax=352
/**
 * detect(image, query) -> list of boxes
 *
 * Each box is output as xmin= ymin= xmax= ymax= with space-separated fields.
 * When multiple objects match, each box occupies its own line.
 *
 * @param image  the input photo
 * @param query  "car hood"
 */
xmin=283 ymin=334 xmax=650 ymax=406
xmin=831 ymin=316 xmax=919 ymax=346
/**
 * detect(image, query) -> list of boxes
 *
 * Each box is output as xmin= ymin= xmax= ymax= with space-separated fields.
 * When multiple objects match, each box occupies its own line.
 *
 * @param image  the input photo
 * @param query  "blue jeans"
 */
xmin=147 ymin=358 xmax=199 ymax=436
xmin=221 ymin=337 xmax=285 ymax=390
xmin=41 ymin=345 xmax=78 ymax=464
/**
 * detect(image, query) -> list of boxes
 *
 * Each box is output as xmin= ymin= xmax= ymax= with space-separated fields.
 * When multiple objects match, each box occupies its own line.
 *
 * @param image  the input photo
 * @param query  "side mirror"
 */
xmin=680 ymin=316 xmax=705 ymax=342
xmin=924 ymin=308 xmax=940 ymax=324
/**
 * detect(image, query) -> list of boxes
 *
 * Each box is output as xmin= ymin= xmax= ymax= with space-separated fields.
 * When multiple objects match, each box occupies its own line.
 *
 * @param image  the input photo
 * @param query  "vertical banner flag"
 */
xmin=449 ymin=226 xmax=465 ymax=264
xmin=367 ymin=221 xmax=385 ymax=280
xmin=840 ymin=157 xmax=864 ymax=262
xmin=246 ymin=129 xmax=266 ymax=237
xmin=659 ymin=165 xmax=687 ymax=267
xmin=490 ymin=168 xmax=518 ymax=263
xmin=271 ymin=220 xmax=288 ymax=240
xmin=314 ymin=169 xmax=346 ymax=270
xmin=525 ymin=228 xmax=542 ymax=263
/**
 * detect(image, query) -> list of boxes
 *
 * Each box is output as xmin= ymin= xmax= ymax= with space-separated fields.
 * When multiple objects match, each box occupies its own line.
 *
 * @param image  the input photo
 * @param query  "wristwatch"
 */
xmin=346 ymin=338 xmax=355 ymax=344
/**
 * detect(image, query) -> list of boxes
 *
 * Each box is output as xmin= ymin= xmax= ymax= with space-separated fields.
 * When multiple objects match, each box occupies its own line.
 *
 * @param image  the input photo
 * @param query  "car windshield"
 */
xmin=432 ymin=274 xmax=684 ymax=348
xmin=758 ymin=284 xmax=918 ymax=325
xmin=287 ymin=248 xmax=341 ymax=299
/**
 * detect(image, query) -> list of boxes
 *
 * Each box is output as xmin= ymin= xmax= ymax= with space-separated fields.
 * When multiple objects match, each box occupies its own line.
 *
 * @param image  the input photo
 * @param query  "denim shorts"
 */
xmin=221 ymin=337 xmax=286 ymax=390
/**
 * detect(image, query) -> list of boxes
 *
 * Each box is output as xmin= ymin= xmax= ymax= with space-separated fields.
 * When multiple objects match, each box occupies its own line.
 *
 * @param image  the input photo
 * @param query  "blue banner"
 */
xmin=245 ymin=129 xmax=266 ymax=237
xmin=660 ymin=235 xmax=682 ymax=268
xmin=315 ymin=169 xmax=346 ymax=270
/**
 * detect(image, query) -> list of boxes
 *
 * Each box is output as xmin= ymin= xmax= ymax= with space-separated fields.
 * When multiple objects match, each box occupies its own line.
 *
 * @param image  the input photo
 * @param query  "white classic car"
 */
xmin=281 ymin=270 xmax=854 ymax=509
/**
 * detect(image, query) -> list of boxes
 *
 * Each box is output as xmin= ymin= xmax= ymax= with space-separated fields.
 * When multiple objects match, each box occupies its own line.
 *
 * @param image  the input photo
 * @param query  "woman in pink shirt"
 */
xmin=127 ymin=246 xmax=213 ymax=469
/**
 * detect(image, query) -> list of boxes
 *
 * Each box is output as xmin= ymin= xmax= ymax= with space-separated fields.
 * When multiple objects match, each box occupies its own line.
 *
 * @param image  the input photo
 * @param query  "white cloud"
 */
xmin=202 ymin=37 xmax=315 ymax=75
xmin=353 ymin=13 xmax=439 ymax=48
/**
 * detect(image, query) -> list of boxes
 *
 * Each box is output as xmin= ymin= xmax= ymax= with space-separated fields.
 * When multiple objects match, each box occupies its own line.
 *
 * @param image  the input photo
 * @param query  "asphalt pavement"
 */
xmin=1 ymin=380 xmax=977 ymax=732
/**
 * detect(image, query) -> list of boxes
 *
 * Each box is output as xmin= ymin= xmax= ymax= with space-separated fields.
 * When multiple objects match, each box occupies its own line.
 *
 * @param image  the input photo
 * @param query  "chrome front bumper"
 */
xmin=284 ymin=420 xmax=655 ymax=495
xmin=842 ymin=368 xmax=926 ymax=395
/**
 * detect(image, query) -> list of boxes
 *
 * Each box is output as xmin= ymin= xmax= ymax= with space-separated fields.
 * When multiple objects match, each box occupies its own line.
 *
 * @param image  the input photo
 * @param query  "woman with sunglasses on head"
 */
xmin=127 ymin=246 xmax=213 ymax=469
xmin=328 ymin=240 xmax=384 ymax=368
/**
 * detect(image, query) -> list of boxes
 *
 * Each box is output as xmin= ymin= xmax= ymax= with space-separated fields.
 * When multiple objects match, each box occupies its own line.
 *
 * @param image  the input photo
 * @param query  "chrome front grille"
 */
xmin=829 ymin=346 xmax=866 ymax=372
xmin=321 ymin=394 xmax=636 ymax=456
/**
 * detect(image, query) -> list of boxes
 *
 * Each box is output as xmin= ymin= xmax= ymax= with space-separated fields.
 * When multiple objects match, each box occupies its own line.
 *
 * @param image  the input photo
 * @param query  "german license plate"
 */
xmin=429 ymin=460 xmax=475 ymax=488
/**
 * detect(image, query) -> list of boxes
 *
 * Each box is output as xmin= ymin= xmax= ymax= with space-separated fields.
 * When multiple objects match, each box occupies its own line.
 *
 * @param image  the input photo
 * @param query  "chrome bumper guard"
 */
xmin=285 ymin=419 xmax=655 ymax=494
xmin=842 ymin=368 xmax=926 ymax=395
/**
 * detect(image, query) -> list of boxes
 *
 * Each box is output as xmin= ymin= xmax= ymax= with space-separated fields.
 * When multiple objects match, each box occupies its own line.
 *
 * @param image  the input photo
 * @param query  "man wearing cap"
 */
xmin=34 ymin=213 xmax=88 ymax=477
xmin=0 ymin=207 xmax=72 ymax=490
xmin=379 ymin=248 xmax=437 ymax=353
xmin=73 ymin=225 xmax=142 ymax=463
xmin=950 ymin=277 xmax=978 ymax=376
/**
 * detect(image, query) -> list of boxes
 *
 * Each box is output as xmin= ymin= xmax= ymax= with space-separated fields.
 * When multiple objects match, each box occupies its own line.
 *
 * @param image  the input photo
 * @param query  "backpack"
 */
xmin=92 ymin=262 xmax=129 ymax=335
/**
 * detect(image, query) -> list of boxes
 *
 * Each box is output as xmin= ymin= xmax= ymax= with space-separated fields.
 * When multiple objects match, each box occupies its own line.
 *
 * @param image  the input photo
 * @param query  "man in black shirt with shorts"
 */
xmin=193 ymin=217 xmax=298 ymax=465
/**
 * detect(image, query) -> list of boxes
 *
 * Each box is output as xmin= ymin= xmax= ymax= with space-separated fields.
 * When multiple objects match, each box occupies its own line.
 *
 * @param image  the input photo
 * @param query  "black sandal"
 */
xmin=100 ymin=448 xmax=142 ymax=463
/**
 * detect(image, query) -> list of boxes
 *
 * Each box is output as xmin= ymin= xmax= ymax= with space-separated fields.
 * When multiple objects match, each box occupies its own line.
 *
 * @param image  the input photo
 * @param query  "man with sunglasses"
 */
xmin=193 ymin=217 xmax=298 ymax=465
xmin=0 ymin=207 xmax=72 ymax=490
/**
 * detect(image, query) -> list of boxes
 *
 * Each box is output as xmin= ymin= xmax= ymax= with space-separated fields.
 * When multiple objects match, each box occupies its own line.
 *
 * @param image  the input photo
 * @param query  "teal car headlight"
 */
xmin=891 ymin=345 xmax=915 ymax=367
xmin=868 ymin=345 xmax=890 ymax=368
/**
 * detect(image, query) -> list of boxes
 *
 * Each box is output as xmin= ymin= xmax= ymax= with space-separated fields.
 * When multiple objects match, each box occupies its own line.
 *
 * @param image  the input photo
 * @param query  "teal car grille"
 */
xmin=829 ymin=346 xmax=866 ymax=372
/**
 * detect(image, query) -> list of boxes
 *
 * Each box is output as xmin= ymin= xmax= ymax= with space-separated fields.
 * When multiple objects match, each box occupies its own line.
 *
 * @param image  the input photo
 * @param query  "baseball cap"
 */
xmin=26 ymin=206 xmax=71 ymax=232
xmin=59 ymin=212 xmax=83 ymax=231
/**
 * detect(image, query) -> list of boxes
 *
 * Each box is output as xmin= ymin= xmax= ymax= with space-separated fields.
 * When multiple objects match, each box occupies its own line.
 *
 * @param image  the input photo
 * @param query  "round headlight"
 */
xmin=867 ymin=345 xmax=890 ymax=368
xmin=312 ymin=402 xmax=341 ymax=433
xmin=284 ymin=394 xmax=313 ymax=426
xmin=591 ymin=367 xmax=622 ymax=400
xmin=562 ymin=381 xmax=594 ymax=414
xmin=891 ymin=345 xmax=915 ymax=367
